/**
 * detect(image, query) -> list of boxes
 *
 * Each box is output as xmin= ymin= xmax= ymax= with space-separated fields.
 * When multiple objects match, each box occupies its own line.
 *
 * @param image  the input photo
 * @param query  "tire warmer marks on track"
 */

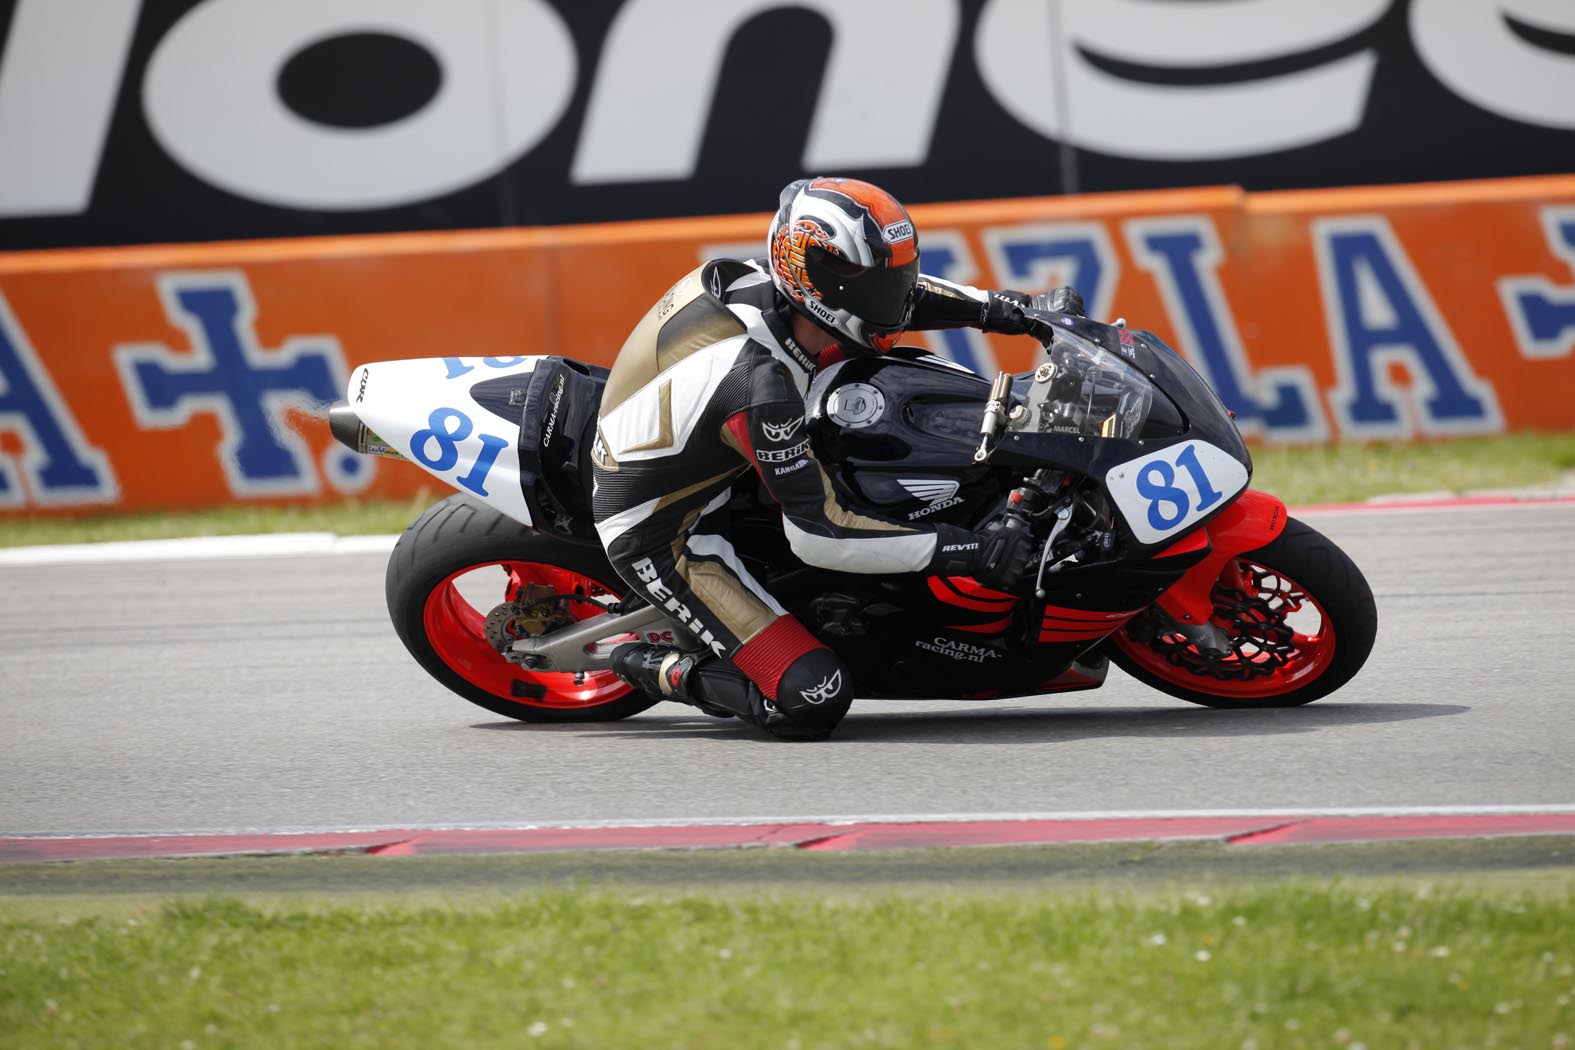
xmin=5 ymin=812 xmax=1575 ymax=863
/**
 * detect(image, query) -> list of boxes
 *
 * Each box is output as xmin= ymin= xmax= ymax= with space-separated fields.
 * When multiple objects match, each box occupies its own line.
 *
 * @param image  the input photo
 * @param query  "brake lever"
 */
xmin=1033 ymin=499 xmax=1075 ymax=599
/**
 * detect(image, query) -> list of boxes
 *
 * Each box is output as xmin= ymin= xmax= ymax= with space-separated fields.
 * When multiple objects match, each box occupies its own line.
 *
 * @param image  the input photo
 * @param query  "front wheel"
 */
xmin=1106 ymin=516 xmax=1377 ymax=708
xmin=385 ymin=494 xmax=657 ymax=723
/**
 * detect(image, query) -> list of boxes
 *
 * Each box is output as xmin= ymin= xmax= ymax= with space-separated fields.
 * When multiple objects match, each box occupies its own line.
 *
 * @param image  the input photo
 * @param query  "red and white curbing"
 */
xmin=4 ymin=808 xmax=1574 ymax=863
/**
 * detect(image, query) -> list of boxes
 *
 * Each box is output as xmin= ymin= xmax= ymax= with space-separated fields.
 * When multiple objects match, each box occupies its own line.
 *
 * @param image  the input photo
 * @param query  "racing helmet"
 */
xmin=768 ymin=177 xmax=919 ymax=353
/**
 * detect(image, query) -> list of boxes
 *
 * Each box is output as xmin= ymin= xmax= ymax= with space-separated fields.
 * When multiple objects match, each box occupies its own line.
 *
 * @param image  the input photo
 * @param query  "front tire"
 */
xmin=1107 ymin=517 xmax=1377 ymax=708
xmin=385 ymin=494 xmax=657 ymax=722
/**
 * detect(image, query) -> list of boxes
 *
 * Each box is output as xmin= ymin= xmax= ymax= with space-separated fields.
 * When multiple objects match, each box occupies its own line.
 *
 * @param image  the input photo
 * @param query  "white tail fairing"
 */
xmin=346 ymin=356 xmax=546 ymax=526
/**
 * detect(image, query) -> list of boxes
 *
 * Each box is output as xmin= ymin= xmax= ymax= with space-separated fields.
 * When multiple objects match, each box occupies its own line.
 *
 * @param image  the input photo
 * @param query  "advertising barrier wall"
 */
xmin=5 ymin=0 xmax=1575 ymax=250
xmin=1 ymin=175 xmax=1573 ymax=517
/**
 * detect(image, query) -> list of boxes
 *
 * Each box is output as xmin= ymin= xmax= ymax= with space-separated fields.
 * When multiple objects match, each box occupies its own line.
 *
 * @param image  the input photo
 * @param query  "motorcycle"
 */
xmin=329 ymin=306 xmax=1376 ymax=724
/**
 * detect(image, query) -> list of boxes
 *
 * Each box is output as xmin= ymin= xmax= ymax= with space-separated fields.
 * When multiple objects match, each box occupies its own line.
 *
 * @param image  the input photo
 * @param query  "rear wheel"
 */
xmin=1107 ymin=517 xmax=1376 ymax=708
xmin=386 ymin=494 xmax=655 ymax=722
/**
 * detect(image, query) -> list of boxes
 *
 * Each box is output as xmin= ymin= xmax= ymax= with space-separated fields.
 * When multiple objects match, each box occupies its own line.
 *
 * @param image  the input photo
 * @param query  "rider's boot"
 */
xmin=610 ymin=643 xmax=832 ymax=740
xmin=609 ymin=643 xmax=735 ymax=718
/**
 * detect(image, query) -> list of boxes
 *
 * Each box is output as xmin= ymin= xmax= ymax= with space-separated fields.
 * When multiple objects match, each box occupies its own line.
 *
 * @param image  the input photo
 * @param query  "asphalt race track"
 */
xmin=3 ymin=502 xmax=1574 ymax=841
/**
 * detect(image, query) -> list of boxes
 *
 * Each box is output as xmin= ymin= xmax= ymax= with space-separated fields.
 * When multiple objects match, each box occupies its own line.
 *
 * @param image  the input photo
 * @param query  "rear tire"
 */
xmin=385 ymin=494 xmax=657 ymax=722
xmin=1107 ymin=517 xmax=1377 ymax=708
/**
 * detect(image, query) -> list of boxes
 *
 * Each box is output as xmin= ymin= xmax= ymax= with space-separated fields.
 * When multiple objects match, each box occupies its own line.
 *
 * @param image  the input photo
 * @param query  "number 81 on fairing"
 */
xmin=1104 ymin=440 xmax=1250 ymax=546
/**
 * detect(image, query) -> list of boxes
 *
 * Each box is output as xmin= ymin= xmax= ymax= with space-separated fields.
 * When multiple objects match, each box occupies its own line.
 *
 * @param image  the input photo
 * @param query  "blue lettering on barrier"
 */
xmin=1517 ymin=290 xmax=1575 ymax=353
xmin=1499 ymin=209 xmax=1575 ymax=360
xmin=1126 ymin=217 xmax=1324 ymax=442
xmin=987 ymin=224 xmax=1113 ymax=319
xmin=921 ymin=224 xmax=1116 ymax=375
xmin=1314 ymin=219 xmax=1501 ymax=438
xmin=115 ymin=272 xmax=348 ymax=495
xmin=0 ymin=293 xmax=118 ymax=507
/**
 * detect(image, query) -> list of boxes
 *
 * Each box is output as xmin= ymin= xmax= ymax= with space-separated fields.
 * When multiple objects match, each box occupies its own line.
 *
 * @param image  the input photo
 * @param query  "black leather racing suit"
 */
xmin=592 ymin=258 xmax=1028 ymax=736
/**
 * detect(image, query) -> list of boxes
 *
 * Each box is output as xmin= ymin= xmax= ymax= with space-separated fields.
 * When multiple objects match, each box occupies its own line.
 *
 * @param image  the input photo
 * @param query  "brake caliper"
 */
xmin=484 ymin=583 xmax=576 ymax=652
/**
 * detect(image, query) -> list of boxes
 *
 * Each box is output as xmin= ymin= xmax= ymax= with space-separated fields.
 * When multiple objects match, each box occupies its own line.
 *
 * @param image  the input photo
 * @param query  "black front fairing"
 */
xmin=997 ymin=319 xmax=1248 ymax=471
xmin=1116 ymin=319 xmax=1250 ymax=472
xmin=993 ymin=316 xmax=1252 ymax=554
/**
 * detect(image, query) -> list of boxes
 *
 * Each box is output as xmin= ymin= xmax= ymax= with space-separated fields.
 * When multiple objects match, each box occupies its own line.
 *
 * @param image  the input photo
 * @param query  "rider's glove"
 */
xmin=971 ymin=517 xmax=1037 ymax=591
xmin=929 ymin=520 xmax=1037 ymax=593
xmin=981 ymin=286 xmax=1085 ymax=338
xmin=1032 ymin=285 xmax=1086 ymax=318
xmin=979 ymin=289 xmax=1034 ymax=334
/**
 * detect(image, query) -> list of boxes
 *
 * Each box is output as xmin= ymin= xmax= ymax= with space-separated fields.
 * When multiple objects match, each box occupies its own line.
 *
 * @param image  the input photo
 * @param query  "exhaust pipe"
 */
xmin=328 ymin=401 xmax=404 ymax=460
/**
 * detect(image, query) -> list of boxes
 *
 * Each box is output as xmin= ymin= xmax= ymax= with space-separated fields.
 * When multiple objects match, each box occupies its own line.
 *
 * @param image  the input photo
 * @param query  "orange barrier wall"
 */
xmin=2 ymin=175 xmax=1573 ymax=516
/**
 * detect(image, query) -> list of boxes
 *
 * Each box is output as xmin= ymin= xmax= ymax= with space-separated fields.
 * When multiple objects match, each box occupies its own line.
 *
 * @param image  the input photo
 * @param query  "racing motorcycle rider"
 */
xmin=597 ymin=176 xmax=1084 ymax=740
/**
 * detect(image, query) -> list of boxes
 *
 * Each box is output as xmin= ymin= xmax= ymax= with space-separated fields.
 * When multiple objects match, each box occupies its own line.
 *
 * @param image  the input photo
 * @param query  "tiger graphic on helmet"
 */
xmin=771 ymin=218 xmax=841 ymax=304
xmin=768 ymin=177 xmax=921 ymax=353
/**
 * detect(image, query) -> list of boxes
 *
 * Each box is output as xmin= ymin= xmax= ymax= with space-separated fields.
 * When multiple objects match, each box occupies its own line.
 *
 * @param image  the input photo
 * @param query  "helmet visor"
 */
xmin=805 ymin=246 xmax=919 ymax=329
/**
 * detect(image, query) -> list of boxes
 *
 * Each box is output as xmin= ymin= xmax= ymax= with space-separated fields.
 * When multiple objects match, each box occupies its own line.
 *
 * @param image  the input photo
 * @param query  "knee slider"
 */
xmin=774 ymin=649 xmax=853 ymax=732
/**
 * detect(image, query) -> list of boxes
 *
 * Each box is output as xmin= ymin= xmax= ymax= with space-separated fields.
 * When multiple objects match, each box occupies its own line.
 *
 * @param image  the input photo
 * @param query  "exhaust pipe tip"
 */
xmin=328 ymin=401 xmax=364 ymax=452
xmin=328 ymin=400 xmax=404 ymax=460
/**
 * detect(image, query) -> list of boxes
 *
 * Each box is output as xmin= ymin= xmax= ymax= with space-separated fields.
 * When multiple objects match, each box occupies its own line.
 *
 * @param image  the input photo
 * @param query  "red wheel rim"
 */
xmin=420 ymin=561 xmax=634 ymax=709
xmin=1112 ymin=557 xmax=1338 ymax=699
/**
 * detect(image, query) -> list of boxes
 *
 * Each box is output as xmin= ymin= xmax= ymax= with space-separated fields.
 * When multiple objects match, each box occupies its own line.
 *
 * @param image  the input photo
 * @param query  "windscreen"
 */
xmin=1007 ymin=331 xmax=1183 ymax=440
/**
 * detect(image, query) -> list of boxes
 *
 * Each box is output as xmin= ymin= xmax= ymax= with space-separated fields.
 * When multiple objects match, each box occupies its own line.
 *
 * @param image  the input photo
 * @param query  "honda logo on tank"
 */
xmin=0 ymin=0 xmax=1572 ymax=249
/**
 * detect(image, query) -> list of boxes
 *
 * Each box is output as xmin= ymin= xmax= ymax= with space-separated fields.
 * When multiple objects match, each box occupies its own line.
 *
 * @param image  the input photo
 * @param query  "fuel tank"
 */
xmin=804 ymin=350 xmax=1006 ymax=527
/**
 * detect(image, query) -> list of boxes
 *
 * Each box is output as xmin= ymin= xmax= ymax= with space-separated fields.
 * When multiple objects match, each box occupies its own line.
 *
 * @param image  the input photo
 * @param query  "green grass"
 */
xmin=0 ymin=492 xmax=439 ymax=549
xmin=1249 ymin=430 xmax=1575 ymax=507
xmin=2 ymin=883 xmax=1571 ymax=1049
xmin=2 ymin=432 xmax=1573 ymax=549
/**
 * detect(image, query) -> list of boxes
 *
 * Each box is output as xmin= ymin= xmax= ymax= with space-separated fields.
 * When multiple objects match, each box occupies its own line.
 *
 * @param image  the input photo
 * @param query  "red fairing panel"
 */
xmin=928 ymin=575 xmax=1016 ymax=613
xmin=1156 ymin=490 xmax=1288 ymax=625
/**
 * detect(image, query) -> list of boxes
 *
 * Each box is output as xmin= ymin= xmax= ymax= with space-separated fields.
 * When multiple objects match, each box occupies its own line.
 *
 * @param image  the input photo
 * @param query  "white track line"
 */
xmin=0 ymin=532 xmax=396 ymax=566
xmin=7 ymin=804 xmax=1575 ymax=840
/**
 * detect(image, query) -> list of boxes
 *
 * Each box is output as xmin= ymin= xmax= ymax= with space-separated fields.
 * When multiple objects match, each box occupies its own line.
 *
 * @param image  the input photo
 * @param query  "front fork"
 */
xmin=1153 ymin=489 xmax=1288 ymax=632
